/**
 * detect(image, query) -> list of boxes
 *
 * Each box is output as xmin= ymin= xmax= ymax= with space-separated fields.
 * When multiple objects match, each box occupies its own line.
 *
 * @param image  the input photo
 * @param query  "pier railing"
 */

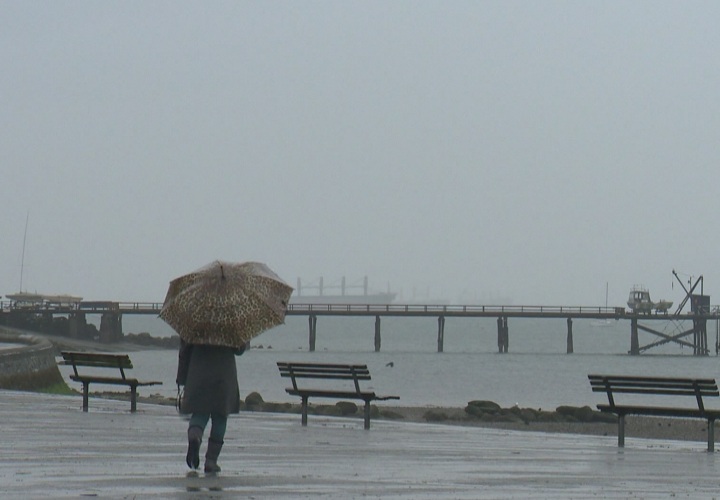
xmin=285 ymin=303 xmax=634 ymax=319
xmin=287 ymin=303 xmax=621 ymax=314
xmin=2 ymin=300 xmax=720 ymax=320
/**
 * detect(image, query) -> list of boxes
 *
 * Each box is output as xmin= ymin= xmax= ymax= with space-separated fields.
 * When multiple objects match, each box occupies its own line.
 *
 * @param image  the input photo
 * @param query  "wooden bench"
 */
xmin=60 ymin=351 xmax=162 ymax=412
xmin=277 ymin=362 xmax=399 ymax=429
xmin=589 ymin=374 xmax=720 ymax=451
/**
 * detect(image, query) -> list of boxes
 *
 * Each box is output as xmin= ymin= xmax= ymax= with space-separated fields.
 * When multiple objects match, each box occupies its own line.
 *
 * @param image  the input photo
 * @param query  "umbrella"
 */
xmin=159 ymin=260 xmax=293 ymax=348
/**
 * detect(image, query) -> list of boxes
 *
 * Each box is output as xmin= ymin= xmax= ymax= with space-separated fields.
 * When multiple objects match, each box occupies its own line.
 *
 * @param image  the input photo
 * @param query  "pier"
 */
xmin=2 ymin=300 xmax=720 ymax=356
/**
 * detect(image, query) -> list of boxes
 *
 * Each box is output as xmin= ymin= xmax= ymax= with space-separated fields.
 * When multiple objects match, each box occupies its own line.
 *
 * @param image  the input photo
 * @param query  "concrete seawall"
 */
xmin=0 ymin=328 xmax=65 ymax=390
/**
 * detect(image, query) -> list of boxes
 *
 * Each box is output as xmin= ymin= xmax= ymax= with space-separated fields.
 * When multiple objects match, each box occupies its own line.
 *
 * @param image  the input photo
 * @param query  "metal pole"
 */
xmin=437 ymin=316 xmax=445 ymax=352
xmin=630 ymin=318 xmax=639 ymax=355
xmin=374 ymin=315 xmax=381 ymax=352
xmin=308 ymin=315 xmax=316 ymax=352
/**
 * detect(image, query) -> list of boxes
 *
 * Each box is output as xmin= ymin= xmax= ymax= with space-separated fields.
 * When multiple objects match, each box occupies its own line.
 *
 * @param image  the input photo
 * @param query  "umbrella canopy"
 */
xmin=159 ymin=260 xmax=293 ymax=348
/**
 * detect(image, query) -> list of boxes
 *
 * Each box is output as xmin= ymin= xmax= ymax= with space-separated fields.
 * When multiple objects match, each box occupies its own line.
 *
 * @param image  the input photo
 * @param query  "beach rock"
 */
xmin=556 ymin=405 xmax=603 ymax=423
xmin=493 ymin=411 xmax=526 ymax=424
xmin=506 ymin=406 xmax=540 ymax=423
xmin=335 ymin=401 xmax=358 ymax=415
xmin=465 ymin=400 xmax=501 ymax=417
xmin=245 ymin=391 xmax=264 ymax=408
xmin=518 ymin=408 xmax=541 ymax=422
xmin=314 ymin=404 xmax=342 ymax=416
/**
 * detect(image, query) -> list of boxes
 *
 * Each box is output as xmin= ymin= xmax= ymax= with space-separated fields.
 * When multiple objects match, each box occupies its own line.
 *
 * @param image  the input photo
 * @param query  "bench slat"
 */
xmin=597 ymin=404 xmax=720 ymax=418
xmin=70 ymin=375 xmax=161 ymax=386
xmin=281 ymin=373 xmax=371 ymax=381
xmin=589 ymin=375 xmax=716 ymax=385
xmin=61 ymin=351 xmax=133 ymax=368
xmin=287 ymin=389 xmax=376 ymax=399
xmin=277 ymin=361 xmax=367 ymax=370
xmin=592 ymin=387 xmax=719 ymax=397
xmin=277 ymin=362 xmax=371 ymax=380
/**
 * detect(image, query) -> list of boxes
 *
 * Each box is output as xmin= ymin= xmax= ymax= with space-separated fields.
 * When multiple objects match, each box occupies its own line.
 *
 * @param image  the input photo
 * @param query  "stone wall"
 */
xmin=0 ymin=328 xmax=65 ymax=390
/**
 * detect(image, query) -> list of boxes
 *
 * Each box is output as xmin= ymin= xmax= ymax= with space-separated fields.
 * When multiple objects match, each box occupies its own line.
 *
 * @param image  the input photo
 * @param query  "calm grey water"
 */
xmin=62 ymin=315 xmax=720 ymax=411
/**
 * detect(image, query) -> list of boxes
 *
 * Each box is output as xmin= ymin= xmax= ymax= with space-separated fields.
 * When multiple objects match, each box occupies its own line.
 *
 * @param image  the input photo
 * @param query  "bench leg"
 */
xmin=130 ymin=385 xmax=137 ymax=413
xmin=82 ymin=382 xmax=90 ymax=412
xmin=364 ymin=401 xmax=371 ymax=430
xmin=618 ymin=415 xmax=625 ymax=448
xmin=301 ymin=396 xmax=308 ymax=426
xmin=708 ymin=419 xmax=715 ymax=452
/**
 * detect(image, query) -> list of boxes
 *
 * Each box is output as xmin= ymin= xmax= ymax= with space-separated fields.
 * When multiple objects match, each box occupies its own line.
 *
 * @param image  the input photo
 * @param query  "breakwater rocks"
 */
xmin=448 ymin=400 xmax=615 ymax=424
xmin=129 ymin=391 xmax=617 ymax=425
xmin=0 ymin=330 xmax=66 ymax=390
xmin=207 ymin=393 xmax=618 ymax=425
xmin=238 ymin=396 xmax=618 ymax=425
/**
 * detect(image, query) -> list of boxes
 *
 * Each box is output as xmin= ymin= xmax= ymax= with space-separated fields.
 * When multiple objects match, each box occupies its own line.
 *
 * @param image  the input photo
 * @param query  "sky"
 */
xmin=1 ymin=1 xmax=719 ymax=307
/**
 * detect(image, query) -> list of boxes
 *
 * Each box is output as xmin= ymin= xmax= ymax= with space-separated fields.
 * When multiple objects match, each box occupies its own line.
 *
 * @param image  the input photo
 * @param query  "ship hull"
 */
xmin=289 ymin=293 xmax=396 ymax=305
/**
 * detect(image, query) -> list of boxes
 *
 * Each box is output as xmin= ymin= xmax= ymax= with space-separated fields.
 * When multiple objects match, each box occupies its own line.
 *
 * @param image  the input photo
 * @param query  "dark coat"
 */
xmin=177 ymin=341 xmax=242 ymax=416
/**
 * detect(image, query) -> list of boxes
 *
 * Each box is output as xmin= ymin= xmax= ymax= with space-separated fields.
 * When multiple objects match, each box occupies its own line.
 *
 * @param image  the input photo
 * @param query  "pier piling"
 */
xmin=497 ymin=317 xmax=509 ymax=353
xmin=308 ymin=315 xmax=317 ymax=352
xmin=630 ymin=318 xmax=639 ymax=355
xmin=374 ymin=316 xmax=381 ymax=352
xmin=437 ymin=316 xmax=445 ymax=352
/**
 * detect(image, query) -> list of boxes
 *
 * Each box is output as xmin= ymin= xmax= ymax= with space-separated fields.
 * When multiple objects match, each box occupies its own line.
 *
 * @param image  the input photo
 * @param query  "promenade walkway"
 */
xmin=1 ymin=389 xmax=718 ymax=499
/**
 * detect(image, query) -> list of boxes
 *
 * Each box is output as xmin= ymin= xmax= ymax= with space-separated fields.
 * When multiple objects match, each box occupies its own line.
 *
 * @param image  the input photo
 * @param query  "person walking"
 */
xmin=176 ymin=339 xmax=245 ymax=473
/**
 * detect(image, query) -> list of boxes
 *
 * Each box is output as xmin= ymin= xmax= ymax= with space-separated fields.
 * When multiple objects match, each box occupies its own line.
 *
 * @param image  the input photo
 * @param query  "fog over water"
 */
xmin=2 ymin=2 xmax=720 ymax=308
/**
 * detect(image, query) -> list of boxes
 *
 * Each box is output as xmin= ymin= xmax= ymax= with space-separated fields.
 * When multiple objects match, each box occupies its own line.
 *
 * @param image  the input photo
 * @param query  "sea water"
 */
xmin=63 ymin=315 xmax=720 ymax=411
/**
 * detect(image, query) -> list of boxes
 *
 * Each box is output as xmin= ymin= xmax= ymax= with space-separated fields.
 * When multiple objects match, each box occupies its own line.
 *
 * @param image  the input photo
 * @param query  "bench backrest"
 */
xmin=60 ymin=351 xmax=133 ymax=380
xmin=277 ymin=362 xmax=371 ymax=394
xmin=589 ymin=374 xmax=719 ymax=411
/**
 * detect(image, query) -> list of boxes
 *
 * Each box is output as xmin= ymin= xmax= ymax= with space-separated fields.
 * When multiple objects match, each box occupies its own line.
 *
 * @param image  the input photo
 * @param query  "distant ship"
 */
xmin=289 ymin=276 xmax=396 ymax=305
xmin=289 ymin=291 xmax=397 ymax=305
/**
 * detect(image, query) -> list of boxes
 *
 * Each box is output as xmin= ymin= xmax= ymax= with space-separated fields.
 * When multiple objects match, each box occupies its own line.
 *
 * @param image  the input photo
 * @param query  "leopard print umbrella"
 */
xmin=159 ymin=261 xmax=293 ymax=348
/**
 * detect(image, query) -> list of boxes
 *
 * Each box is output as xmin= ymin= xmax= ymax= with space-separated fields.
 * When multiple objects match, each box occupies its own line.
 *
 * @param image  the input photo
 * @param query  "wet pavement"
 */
xmin=2 ymin=389 xmax=719 ymax=499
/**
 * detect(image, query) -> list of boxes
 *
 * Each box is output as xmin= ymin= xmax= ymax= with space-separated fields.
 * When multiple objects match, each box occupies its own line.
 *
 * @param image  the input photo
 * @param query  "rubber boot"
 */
xmin=186 ymin=426 xmax=203 ymax=470
xmin=204 ymin=437 xmax=223 ymax=474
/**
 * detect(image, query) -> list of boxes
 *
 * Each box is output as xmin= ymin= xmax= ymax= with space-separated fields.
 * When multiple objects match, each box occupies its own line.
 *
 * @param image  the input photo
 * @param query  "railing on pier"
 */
xmin=286 ymin=303 xmax=628 ymax=319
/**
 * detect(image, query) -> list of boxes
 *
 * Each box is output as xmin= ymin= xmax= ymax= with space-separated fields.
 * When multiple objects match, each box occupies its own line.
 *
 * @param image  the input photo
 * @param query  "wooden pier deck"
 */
xmin=2 ymin=300 xmax=719 ymax=356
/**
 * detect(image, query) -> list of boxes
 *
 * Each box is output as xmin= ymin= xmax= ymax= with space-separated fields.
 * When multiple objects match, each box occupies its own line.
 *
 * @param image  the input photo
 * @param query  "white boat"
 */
xmin=626 ymin=287 xmax=673 ymax=314
xmin=627 ymin=287 xmax=654 ymax=313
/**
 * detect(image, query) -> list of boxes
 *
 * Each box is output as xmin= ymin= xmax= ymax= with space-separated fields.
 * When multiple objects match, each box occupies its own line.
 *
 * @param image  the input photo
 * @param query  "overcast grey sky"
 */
xmin=1 ymin=1 xmax=719 ymax=306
